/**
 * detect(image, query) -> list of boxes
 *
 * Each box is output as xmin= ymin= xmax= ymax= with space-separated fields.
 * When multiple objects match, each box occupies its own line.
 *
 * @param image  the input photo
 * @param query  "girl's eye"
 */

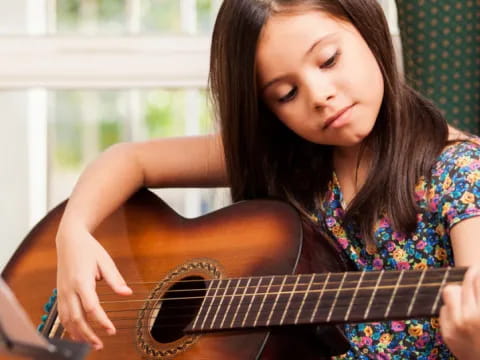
xmin=278 ymin=87 xmax=298 ymax=103
xmin=321 ymin=50 xmax=340 ymax=69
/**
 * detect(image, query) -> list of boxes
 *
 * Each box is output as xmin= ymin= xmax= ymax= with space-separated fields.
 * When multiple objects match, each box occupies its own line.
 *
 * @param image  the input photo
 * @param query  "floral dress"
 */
xmin=313 ymin=139 xmax=480 ymax=360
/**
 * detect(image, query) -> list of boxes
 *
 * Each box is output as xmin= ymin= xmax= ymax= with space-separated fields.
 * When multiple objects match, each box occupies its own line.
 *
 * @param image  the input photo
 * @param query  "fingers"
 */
xmin=98 ymin=251 xmax=133 ymax=296
xmin=440 ymin=284 xmax=461 ymax=330
xmin=58 ymin=292 xmax=104 ymax=350
xmin=461 ymin=266 xmax=480 ymax=321
xmin=440 ymin=266 xmax=480 ymax=359
xmin=77 ymin=282 xmax=116 ymax=336
xmin=56 ymin=234 xmax=132 ymax=351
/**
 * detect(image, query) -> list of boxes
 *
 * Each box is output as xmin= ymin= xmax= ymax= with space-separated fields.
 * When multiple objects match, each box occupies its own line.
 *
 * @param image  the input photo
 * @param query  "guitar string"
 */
xmin=83 ymin=295 xmax=449 ymax=331
xmin=95 ymin=277 xmax=464 ymax=305
xmin=93 ymin=267 xmax=467 ymax=290
xmin=53 ymin=271 xmax=464 ymax=332
xmin=94 ymin=273 xmax=463 ymax=296
xmin=92 ymin=271 xmax=466 ymax=298
xmin=90 ymin=289 xmax=454 ymax=324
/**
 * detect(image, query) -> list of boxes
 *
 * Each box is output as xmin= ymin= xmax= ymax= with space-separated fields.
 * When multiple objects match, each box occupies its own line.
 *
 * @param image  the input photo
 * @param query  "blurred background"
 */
xmin=0 ymin=0 xmax=400 ymax=270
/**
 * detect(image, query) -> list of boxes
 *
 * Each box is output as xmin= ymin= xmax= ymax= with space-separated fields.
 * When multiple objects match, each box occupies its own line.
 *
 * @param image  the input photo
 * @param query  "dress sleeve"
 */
xmin=435 ymin=142 xmax=480 ymax=231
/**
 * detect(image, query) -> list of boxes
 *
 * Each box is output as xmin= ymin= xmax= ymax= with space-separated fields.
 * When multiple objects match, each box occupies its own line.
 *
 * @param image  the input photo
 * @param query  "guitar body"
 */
xmin=2 ymin=189 xmax=351 ymax=359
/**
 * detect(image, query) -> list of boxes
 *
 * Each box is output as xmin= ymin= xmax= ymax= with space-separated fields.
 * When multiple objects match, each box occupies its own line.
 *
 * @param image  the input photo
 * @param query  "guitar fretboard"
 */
xmin=187 ymin=267 xmax=465 ymax=332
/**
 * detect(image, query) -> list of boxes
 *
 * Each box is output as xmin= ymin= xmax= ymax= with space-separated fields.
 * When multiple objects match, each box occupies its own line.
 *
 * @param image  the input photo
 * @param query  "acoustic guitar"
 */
xmin=1 ymin=189 xmax=465 ymax=359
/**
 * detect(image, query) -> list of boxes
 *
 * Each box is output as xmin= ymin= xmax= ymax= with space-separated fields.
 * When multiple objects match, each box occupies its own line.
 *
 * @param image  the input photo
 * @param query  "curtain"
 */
xmin=395 ymin=0 xmax=480 ymax=134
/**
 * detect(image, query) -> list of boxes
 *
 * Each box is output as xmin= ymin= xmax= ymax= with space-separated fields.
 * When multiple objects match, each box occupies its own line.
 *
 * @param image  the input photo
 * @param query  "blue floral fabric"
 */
xmin=313 ymin=138 xmax=480 ymax=359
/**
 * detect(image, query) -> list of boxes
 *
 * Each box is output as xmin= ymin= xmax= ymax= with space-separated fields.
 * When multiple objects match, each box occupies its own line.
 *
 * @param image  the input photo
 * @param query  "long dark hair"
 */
xmin=209 ymin=0 xmax=449 ymax=245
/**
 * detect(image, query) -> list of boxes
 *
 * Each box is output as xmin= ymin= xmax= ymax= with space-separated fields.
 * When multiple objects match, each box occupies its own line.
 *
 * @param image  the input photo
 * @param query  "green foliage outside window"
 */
xmin=56 ymin=0 xmax=126 ymax=33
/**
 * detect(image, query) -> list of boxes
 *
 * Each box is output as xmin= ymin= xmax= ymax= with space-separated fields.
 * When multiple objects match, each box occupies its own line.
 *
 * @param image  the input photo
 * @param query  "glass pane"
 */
xmin=53 ymin=0 xmax=219 ymax=35
xmin=48 ymin=88 xmax=224 ymax=217
xmin=141 ymin=0 xmax=219 ymax=34
xmin=141 ymin=0 xmax=181 ymax=34
xmin=56 ymin=0 xmax=127 ymax=34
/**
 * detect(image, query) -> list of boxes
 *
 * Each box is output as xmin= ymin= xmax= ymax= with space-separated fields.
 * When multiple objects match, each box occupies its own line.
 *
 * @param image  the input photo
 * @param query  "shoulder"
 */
xmin=427 ymin=136 xmax=480 ymax=228
xmin=433 ymin=136 xmax=480 ymax=178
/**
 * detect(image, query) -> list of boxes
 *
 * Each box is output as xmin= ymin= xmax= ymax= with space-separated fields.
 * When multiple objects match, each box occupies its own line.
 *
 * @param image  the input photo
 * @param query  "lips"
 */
xmin=323 ymin=105 xmax=354 ymax=129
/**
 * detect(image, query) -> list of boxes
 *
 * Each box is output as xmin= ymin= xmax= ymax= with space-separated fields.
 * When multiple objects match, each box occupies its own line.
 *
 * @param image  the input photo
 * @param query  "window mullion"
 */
xmin=126 ymin=0 xmax=141 ymax=34
xmin=180 ymin=0 xmax=197 ymax=34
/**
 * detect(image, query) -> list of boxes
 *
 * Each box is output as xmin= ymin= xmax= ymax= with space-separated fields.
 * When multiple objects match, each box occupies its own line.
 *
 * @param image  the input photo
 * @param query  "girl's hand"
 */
xmin=440 ymin=265 xmax=480 ymax=360
xmin=56 ymin=225 xmax=132 ymax=350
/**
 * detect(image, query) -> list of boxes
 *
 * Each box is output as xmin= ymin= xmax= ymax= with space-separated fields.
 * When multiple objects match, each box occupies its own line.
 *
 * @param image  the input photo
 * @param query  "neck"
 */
xmin=186 ymin=267 xmax=465 ymax=333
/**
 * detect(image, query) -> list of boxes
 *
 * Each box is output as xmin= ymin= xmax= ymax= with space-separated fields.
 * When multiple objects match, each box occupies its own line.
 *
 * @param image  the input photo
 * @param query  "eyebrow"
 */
xmin=260 ymin=32 xmax=338 ymax=93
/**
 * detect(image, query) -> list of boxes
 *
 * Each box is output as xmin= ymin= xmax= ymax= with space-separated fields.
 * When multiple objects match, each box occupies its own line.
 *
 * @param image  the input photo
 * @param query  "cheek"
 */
xmin=273 ymin=105 xmax=307 ymax=132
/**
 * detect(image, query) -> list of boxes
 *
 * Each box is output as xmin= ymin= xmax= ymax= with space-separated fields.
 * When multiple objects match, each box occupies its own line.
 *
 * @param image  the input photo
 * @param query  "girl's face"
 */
xmin=256 ymin=10 xmax=384 ymax=149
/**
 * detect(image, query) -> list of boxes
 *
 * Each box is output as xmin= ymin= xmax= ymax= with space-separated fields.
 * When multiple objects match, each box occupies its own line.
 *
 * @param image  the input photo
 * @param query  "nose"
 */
xmin=305 ymin=70 xmax=336 ymax=109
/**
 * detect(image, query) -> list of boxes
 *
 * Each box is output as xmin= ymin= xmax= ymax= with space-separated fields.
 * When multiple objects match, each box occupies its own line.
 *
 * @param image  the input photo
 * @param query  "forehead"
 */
xmin=255 ymin=10 xmax=351 ymax=83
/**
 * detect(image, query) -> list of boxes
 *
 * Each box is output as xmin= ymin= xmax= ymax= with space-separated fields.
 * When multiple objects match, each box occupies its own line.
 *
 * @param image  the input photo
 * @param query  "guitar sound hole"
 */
xmin=150 ymin=275 xmax=206 ymax=343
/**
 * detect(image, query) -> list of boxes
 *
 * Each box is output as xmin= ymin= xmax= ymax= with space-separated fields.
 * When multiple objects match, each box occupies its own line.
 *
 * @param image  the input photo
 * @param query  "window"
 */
xmin=0 ymin=0 xmax=225 ymax=270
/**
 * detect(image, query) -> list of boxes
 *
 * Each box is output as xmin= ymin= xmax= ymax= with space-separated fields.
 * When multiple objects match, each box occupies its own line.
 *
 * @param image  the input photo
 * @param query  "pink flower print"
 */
xmin=386 ymin=241 xmax=396 ymax=252
xmin=335 ymin=208 xmax=345 ymax=217
xmin=338 ymin=237 xmax=349 ymax=249
xmin=471 ymin=160 xmax=480 ymax=170
xmin=373 ymin=258 xmax=384 ymax=270
xmin=415 ymin=338 xmax=428 ymax=349
xmin=397 ymin=261 xmax=410 ymax=270
xmin=375 ymin=354 xmax=390 ymax=360
xmin=326 ymin=216 xmax=336 ymax=227
xmin=415 ymin=189 xmax=426 ymax=201
xmin=392 ymin=231 xmax=406 ymax=242
xmin=378 ymin=218 xmax=390 ymax=228
xmin=391 ymin=321 xmax=406 ymax=332
xmin=360 ymin=336 xmax=373 ymax=346
xmin=416 ymin=240 xmax=426 ymax=250
xmin=429 ymin=196 xmax=439 ymax=212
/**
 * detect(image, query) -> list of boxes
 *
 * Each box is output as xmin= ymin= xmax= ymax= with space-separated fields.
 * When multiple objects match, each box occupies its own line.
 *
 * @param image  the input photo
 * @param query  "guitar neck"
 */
xmin=187 ymin=267 xmax=466 ymax=332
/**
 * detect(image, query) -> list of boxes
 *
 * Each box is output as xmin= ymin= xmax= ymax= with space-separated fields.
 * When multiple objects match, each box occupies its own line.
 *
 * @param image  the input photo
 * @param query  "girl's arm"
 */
xmin=56 ymin=134 xmax=227 ymax=349
xmin=440 ymin=218 xmax=480 ymax=360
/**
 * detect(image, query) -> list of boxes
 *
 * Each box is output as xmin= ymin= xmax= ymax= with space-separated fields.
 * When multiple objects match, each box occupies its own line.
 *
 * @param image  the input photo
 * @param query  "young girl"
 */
xmin=56 ymin=0 xmax=480 ymax=358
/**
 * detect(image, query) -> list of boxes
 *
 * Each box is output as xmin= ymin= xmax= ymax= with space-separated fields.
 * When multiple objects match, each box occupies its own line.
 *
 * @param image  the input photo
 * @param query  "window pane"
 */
xmin=56 ymin=0 xmax=127 ymax=34
xmin=53 ymin=0 xmax=219 ymax=35
xmin=141 ymin=0 xmax=181 ymax=34
xmin=141 ymin=0 xmax=218 ymax=34
xmin=48 ymin=88 xmax=225 ymax=216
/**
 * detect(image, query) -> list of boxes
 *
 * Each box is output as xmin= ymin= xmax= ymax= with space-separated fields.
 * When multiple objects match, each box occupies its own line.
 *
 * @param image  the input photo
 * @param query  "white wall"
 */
xmin=0 ymin=92 xmax=30 ymax=270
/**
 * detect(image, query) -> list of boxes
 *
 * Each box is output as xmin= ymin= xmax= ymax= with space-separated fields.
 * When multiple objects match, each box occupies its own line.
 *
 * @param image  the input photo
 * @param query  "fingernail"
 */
xmin=107 ymin=328 xmax=116 ymax=335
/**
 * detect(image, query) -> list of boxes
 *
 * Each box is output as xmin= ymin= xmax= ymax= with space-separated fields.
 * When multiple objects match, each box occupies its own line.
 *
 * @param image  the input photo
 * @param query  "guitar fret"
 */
xmin=279 ymin=275 xmax=300 ymax=325
xmin=432 ymin=267 xmax=450 ymax=313
xmin=194 ymin=279 xmax=220 ymax=330
xmin=219 ymin=278 xmax=241 ymax=329
xmin=310 ymin=273 xmax=331 ymax=322
xmin=229 ymin=278 xmax=252 ymax=328
xmin=364 ymin=270 xmax=384 ymax=320
xmin=294 ymin=273 xmax=316 ymax=324
xmin=189 ymin=268 xmax=468 ymax=332
xmin=407 ymin=269 xmax=426 ymax=317
xmin=209 ymin=279 xmax=231 ymax=329
xmin=327 ymin=272 xmax=347 ymax=322
xmin=266 ymin=276 xmax=287 ymax=326
xmin=241 ymin=277 xmax=263 ymax=327
xmin=345 ymin=271 xmax=365 ymax=321
xmin=385 ymin=270 xmax=404 ymax=318
xmin=253 ymin=276 xmax=275 ymax=327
